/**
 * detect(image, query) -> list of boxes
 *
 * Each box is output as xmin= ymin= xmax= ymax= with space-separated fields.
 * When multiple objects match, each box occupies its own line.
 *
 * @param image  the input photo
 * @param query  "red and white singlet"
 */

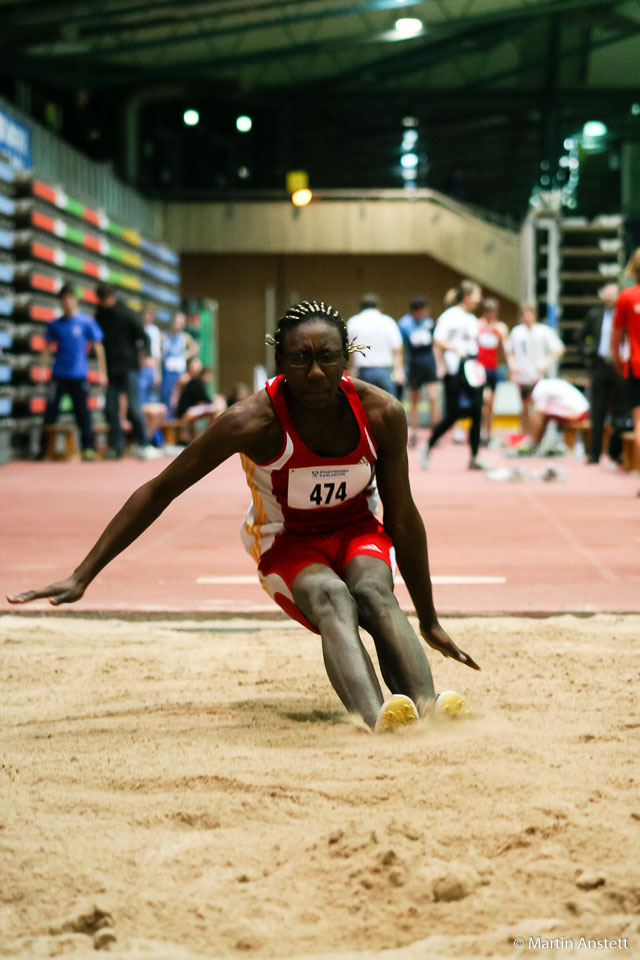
xmin=476 ymin=318 xmax=500 ymax=370
xmin=240 ymin=375 xmax=379 ymax=565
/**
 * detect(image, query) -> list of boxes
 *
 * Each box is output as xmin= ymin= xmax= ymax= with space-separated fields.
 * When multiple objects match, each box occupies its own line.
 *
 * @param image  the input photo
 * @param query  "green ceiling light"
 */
xmin=402 ymin=130 xmax=418 ymax=150
xmin=394 ymin=17 xmax=423 ymax=36
xmin=183 ymin=109 xmax=199 ymax=126
xmin=631 ymin=103 xmax=640 ymax=116
xmin=236 ymin=115 xmax=252 ymax=133
xmin=583 ymin=120 xmax=607 ymax=138
xmin=400 ymin=152 xmax=419 ymax=169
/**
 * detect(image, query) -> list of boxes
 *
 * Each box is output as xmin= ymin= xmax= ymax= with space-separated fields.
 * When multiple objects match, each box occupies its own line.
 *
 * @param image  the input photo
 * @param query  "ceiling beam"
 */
xmin=16 ymin=0 xmax=422 ymax=57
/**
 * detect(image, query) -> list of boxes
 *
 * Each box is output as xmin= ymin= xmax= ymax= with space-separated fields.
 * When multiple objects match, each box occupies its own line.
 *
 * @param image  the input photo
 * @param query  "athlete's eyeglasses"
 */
xmin=282 ymin=349 xmax=345 ymax=369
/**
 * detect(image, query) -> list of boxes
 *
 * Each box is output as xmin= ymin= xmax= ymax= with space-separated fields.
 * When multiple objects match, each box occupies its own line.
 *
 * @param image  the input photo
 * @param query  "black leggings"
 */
xmin=428 ymin=372 xmax=483 ymax=457
xmin=44 ymin=377 xmax=94 ymax=451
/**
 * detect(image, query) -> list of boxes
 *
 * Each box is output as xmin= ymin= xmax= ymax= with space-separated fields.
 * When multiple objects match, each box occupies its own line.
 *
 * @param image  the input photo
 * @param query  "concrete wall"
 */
xmin=166 ymin=196 xmax=521 ymax=299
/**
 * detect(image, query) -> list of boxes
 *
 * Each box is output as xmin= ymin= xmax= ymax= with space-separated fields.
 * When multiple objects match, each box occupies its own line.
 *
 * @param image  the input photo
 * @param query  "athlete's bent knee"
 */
xmin=350 ymin=578 xmax=397 ymax=624
xmin=295 ymin=577 xmax=356 ymax=622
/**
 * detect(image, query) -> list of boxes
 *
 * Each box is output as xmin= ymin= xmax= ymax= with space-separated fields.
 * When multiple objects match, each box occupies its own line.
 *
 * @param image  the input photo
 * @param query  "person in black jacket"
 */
xmin=579 ymin=282 xmax=627 ymax=464
xmin=95 ymin=284 xmax=155 ymax=459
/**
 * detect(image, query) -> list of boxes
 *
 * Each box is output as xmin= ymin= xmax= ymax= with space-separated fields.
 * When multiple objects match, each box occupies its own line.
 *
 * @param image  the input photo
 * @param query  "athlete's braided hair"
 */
xmin=266 ymin=300 xmax=369 ymax=359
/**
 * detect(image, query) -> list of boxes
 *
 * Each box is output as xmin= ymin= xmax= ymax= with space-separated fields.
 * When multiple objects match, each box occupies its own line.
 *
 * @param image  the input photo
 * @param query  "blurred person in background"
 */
xmin=172 ymin=358 xmax=226 ymax=443
xmin=138 ymin=303 xmax=166 ymax=447
xmin=505 ymin=305 xmax=564 ymax=437
xmin=476 ymin=297 xmax=508 ymax=446
xmin=580 ymin=283 xmax=626 ymax=465
xmin=420 ymin=280 xmax=485 ymax=471
xmin=96 ymin=283 xmax=157 ymax=459
xmin=347 ymin=294 xmax=405 ymax=395
xmin=161 ymin=313 xmax=199 ymax=414
xmin=398 ymin=295 xmax=440 ymax=448
xmin=612 ymin=248 xmax=640 ymax=492
xmin=40 ymin=284 xmax=107 ymax=461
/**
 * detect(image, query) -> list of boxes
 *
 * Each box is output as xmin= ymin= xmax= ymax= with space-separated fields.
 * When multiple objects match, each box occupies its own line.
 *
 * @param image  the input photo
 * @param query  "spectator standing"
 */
xmin=612 ymin=248 xmax=640 ymax=490
xmin=505 ymin=305 xmax=565 ymax=436
xmin=346 ymin=295 xmax=405 ymax=395
xmin=95 ymin=283 xmax=153 ymax=459
xmin=398 ymin=295 xmax=440 ymax=448
xmin=41 ymin=284 xmax=106 ymax=461
xmin=161 ymin=313 xmax=199 ymax=413
xmin=420 ymin=280 xmax=485 ymax=470
xmin=138 ymin=303 xmax=162 ymax=405
xmin=476 ymin=297 xmax=508 ymax=445
xmin=580 ymin=283 xmax=626 ymax=464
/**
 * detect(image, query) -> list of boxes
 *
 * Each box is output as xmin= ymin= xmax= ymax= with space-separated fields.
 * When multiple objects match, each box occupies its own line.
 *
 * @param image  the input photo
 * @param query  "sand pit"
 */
xmin=1 ymin=613 xmax=639 ymax=960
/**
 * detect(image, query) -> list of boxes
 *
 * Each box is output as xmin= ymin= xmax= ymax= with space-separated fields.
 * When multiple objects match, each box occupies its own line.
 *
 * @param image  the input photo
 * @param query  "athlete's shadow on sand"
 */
xmin=231 ymin=697 xmax=345 ymax=726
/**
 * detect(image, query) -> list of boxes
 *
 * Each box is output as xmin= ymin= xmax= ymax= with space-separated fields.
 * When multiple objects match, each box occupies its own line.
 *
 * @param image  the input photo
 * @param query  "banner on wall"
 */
xmin=0 ymin=104 xmax=32 ymax=171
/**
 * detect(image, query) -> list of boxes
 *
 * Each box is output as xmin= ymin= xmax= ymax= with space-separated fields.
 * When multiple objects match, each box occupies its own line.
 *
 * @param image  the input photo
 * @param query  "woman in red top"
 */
xmin=8 ymin=300 xmax=479 ymax=733
xmin=476 ymin=298 xmax=508 ymax=445
xmin=612 ymin=249 xmax=640 ymax=489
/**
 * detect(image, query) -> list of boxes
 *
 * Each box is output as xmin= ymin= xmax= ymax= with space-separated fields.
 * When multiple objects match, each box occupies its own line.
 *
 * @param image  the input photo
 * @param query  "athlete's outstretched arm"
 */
xmin=371 ymin=394 xmax=480 ymax=670
xmin=7 ymin=398 xmax=272 ymax=607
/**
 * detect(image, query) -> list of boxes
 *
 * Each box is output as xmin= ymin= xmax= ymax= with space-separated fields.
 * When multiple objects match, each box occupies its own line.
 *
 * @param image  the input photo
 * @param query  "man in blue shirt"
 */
xmin=41 ymin=284 xmax=107 ymax=460
xmin=398 ymin=296 xmax=441 ymax=448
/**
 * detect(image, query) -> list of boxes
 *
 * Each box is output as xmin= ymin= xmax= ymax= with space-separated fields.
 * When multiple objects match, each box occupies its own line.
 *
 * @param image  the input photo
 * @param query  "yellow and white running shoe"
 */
xmin=374 ymin=694 xmax=420 ymax=734
xmin=434 ymin=690 xmax=470 ymax=717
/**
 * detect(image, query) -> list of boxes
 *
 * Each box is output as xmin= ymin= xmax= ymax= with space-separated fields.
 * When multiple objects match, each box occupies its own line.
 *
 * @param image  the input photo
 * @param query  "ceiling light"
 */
xmin=400 ymin=153 xmax=419 ymax=169
xmin=236 ymin=115 xmax=252 ymax=133
xmin=402 ymin=116 xmax=418 ymax=128
xmin=402 ymin=130 xmax=418 ymax=149
xmin=631 ymin=103 xmax=640 ymax=116
xmin=394 ymin=17 xmax=423 ymax=37
xmin=563 ymin=137 xmax=575 ymax=150
xmin=583 ymin=120 xmax=607 ymax=138
xmin=183 ymin=109 xmax=199 ymax=127
xmin=291 ymin=188 xmax=312 ymax=207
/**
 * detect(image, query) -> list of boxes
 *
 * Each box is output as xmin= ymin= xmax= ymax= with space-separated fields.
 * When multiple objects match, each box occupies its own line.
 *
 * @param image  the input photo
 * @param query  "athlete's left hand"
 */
xmin=420 ymin=622 xmax=481 ymax=670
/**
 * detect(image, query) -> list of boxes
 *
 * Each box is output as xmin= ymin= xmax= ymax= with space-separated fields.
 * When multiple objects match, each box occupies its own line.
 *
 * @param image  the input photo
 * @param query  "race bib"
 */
xmin=164 ymin=356 xmax=186 ymax=373
xmin=288 ymin=463 xmax=373 ymax=509
xmin=478 ymin=331 xmax=499 ymax=348
xmin=410 ymin=327 xmax=432 ymax=347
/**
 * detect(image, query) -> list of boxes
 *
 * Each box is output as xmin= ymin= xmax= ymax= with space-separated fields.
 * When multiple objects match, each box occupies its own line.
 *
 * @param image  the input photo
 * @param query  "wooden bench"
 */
xmin=43 ymin=423 xmax=79 ymax=461
xmin=621 ymin=432 xmax=639 ymax=472
xmin=562 ymin=420 xmax=613 ymax=454
xmin=161 ymin=418 xmax=197 ymax=445
xmin=92 ymin=422 xmax=110 ymax=458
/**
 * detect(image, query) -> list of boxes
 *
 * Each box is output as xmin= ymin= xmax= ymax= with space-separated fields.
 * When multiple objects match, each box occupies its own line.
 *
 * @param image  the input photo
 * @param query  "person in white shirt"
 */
xmin=505 ymin=305 xmax=565 ymax=436
xmin=420 ymin=279 xmax=485 ymax=470
xmin=347 ymin=294 xmax=405 ymax=395
xmin=579 ymin=283 xmax=626 ymax=464
xmin=517 ymin=378 xmax=590 ymax=455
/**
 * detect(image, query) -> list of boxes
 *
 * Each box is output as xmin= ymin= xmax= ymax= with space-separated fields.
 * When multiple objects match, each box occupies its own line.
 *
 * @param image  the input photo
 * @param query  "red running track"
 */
xmin=1 ymin=435 xmax=639 ymax=617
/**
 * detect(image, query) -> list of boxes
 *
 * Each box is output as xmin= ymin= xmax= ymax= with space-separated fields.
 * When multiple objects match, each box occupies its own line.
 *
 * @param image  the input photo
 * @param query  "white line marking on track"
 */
xmin=196 ymin=575 xmax=506 ymax=585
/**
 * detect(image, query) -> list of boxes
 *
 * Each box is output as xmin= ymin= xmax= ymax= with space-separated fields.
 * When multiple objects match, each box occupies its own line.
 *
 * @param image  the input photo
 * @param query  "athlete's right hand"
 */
xmin=7 ymin=576 xmax=86 ymax=607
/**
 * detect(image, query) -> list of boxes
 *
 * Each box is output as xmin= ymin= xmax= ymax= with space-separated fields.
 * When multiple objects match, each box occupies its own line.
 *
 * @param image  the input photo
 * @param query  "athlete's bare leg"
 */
xmin=426 ymin=381 xmax=440 ymax=429
xmin=291 ymin=564 xmax=384 ymax=727
xmin=521 ymin=393 xmax=532 ymax=436
xmin=345 ymin=555 xmax=435 ymax=708
xmin=482 ymin=386 xmax=494 ymax=441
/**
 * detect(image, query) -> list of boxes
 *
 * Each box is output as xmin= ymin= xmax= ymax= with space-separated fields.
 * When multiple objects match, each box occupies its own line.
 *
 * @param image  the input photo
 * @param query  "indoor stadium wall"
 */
xmin=180 ymin=251 xmax=519 ymax=396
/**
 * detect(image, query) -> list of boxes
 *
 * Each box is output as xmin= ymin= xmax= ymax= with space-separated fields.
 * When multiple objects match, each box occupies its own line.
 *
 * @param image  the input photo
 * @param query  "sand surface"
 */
xmin=1 ymin=613 xmax=639 ymax=960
